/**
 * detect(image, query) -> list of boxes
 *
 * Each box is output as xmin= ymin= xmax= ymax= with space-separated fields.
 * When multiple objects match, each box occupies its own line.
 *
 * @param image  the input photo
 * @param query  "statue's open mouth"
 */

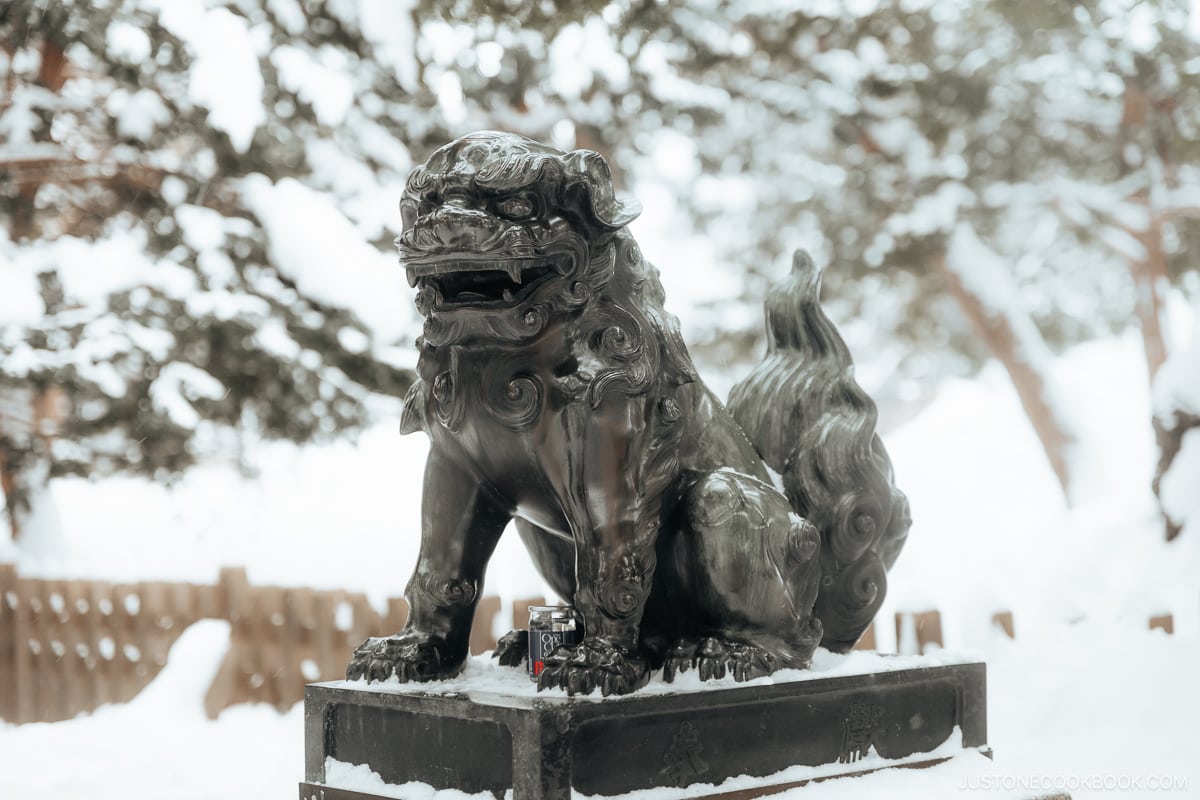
xmin=406 ymin=256 xmax=567 ymax=310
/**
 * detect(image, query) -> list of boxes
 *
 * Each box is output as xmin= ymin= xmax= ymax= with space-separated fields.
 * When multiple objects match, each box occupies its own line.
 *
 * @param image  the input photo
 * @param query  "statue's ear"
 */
xmin=561 ymin=149 xmax=641 ymax=230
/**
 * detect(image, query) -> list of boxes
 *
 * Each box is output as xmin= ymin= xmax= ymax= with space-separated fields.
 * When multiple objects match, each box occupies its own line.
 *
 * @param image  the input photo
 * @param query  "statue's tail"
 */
xmin=727 ymin=251 xmax=910 ymax=652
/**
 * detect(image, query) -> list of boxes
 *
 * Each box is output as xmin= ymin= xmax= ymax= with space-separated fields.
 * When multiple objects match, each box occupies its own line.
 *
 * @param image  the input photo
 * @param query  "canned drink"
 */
xmin=527 ymin=605 xmax=581 ymax=679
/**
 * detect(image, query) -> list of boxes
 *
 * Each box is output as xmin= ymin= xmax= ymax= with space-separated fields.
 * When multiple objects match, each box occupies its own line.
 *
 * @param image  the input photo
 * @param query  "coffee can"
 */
xmin=527 ymin=605 xmax=580 ymax=679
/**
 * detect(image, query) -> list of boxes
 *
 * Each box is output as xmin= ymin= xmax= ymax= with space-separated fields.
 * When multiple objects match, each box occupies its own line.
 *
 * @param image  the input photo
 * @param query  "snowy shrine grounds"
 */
xmin=2 ymin=1 xmax=1199 ymax=797
xmin=2 ymin=316 xmax=1198 ymax=800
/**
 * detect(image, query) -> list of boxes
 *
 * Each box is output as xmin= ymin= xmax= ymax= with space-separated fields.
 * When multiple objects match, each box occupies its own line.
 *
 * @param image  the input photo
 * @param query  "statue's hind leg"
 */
xmin=661 ymin=470 xmax=823 ymax=682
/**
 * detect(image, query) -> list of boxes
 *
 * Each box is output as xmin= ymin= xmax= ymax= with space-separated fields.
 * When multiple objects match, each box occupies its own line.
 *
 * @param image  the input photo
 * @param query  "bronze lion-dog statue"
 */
xmin=347 ymin=131 xmax=910 ymax=696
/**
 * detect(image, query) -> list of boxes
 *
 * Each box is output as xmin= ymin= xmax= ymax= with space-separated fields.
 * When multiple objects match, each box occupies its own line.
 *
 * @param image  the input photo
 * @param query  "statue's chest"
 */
xmin=418 ymin=339 xmax=590 ymax=485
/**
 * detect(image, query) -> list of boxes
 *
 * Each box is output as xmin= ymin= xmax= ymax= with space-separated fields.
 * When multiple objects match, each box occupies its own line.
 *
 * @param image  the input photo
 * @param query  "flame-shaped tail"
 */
xmin=728 ymin=250 xmax=910 ymax=651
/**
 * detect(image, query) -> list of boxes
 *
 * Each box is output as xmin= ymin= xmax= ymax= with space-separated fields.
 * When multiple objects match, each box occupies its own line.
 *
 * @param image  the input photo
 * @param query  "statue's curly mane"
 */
xmin=578 ymin=231 xmax=697 ymax=404
xmin=566 ymin=230 xmax=700 ymax=604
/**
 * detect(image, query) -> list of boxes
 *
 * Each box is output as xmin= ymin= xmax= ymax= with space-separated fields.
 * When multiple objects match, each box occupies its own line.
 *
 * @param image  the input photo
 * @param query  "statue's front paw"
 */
xmin=663 ymin=636 xmax=778 ymax=683
xmin=491 ymin=629 xmax=529 ymax=667
xmin=536 ymin=637 xmax=650 ymax=697
xmin=345 ymin=631 xmax=458 ymax=683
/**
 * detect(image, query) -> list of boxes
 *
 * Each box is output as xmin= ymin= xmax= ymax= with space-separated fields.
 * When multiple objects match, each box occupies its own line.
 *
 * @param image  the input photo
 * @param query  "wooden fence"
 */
xmin=0 ymin=564 xmax=549 ymax=724
xmin=0 ymin=563 xmax=1178 ymax=724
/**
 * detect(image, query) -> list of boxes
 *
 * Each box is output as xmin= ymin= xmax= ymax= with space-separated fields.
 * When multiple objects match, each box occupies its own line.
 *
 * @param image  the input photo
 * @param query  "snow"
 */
xmin=342 ymin=647 xmax=978 ymax=702
xmin=239 ymin=174 xmax=417 ymax=344
xmin=149 ymin=363 xmax=228 ymax=430
xmin=628 ymin=182 xmax=757 ymax=348
xmin=271 ymin=46 xmax=356 ymax=128
xmin=889 ymin=183 xmax=974 ymax=237
xmin=0 ymin=245 xmax=43 ymax=326
xmin=3 ymin=227 xmax=196 ymax=312
xmin=634 ymin=40 xmax=731 ymax=111
xmin=1153 ymin=305 xmax=1200 ymax=536
xmin=574 ymin=731 xmax=974 ymax=800
xmin=1153 ymin=312 xmax=1200 ymax=418
xmin=945 ymin=221 xmax=1060 ymax=402
xmin=355 ymin=119 xmax=414 ymax=174
xmin=105 ymin=20 xmax=153 ymax=64
xmin=548 ymin=20 xmax=630 ymax=100
xmin=356 ymin=0 xmax=419 ymax=93
xmin=107 ymin=88 xmax=171 ymax=142
xmin=325 ymin=759 xmax=507 ymax=800
xmin=176 ymin=204 xmax=227 ymax=252
xmin=325 ymin=727 xmax=973 ymax=800
xmin=144 ymin=1 xmax=265 ymax=152
xmin=432 ymin=70 xmax=467 ymax=127
xmin=0 ymin=620 xmax=304 ymax=800
xmin=1160 ymin=429 xmax=1200 ymax=536
xmin=1111 ymin=2 xmax=1164 ymax=53
xmin=266 ymin=0 xmax=307 ymax=36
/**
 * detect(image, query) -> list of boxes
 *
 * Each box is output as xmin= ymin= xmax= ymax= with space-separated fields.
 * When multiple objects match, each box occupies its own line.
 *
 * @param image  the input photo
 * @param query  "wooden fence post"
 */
xmin=28 ymin=579 xmax=64 ymax=722
xmin=1149 ymin=614 xmax=1174 ymax=635
xmin=52 ymin=579 xmax=89 ymax=718
xmin=851 ymin=622 xmax=876 ymax=651
xmin=894 ymin=610 xmax=943 ymax=655
xmin=992 ymin=611 xmax=1015 ymax=639
xmin=470 ymin=596 xmax=502 ymax=655
xmin=384 ymin=597 xmax=409 ymax=635
xmin=204 ymin=567 xmax=249 ymax=719
xmin=512 ymin=597 xmax=546 ymax=632
xmin=262 ymin=585 xmax=290 ymax=711
xmin=0 ymin=565 xmax=18 ymax=721
xmin=313 ymin=592 xmax=339 ymax=681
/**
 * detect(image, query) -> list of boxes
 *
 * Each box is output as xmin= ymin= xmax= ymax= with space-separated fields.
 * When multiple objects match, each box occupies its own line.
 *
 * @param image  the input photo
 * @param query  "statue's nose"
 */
xmin=429 ymin=202 xmax=496 ymax=249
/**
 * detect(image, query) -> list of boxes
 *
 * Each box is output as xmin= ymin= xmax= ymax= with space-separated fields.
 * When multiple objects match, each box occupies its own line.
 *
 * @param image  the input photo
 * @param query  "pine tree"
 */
xmin=409 ymin=0 xmax=1200 ymax=499
xmin=3 ymin=1 xmax=1197 ymax=535
xmin=0 ymin=0 xmax=437 ymax=537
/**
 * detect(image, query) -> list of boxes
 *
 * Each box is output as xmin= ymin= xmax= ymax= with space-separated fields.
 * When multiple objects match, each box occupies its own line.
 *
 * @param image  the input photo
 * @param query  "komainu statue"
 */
xmin=347 ymin=131 xmax=910 ymax=696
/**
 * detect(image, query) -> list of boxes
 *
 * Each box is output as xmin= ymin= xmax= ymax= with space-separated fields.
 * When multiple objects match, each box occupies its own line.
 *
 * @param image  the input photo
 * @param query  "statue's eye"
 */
xmin=418 ymin=198 xmax=438 ymax=216
xmin=495 ymin=195 xmax=535 ymax=220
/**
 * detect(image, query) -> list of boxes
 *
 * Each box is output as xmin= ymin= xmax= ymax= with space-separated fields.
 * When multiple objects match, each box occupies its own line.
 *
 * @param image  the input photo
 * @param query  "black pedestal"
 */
xmin=301 ymin=660 xmax=987 ymax=799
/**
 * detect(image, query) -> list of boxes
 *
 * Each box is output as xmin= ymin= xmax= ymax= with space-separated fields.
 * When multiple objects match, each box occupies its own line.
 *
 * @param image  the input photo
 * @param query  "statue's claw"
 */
xmin=536 ymin=637 xmax=650 ymax=697
xmin=662 ymin=636 xmax=777 ymax=684
xmin=491 ymin=629 xmax=529 ymax=667
xmin=662 ymin=638 xmax=699 ymax=682
xmin=345 ymin=632 xmax=457 ymax=683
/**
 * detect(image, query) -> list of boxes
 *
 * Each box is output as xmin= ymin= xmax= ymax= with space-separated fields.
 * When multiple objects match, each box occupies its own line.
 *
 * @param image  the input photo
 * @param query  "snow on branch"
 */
xmin=149 ymin=363 xmax=227 ymax=431
xmin=946 ymin=224 xmax=1054 ymax=375
xmin=238 ymin=175 xmax=414 ymax=344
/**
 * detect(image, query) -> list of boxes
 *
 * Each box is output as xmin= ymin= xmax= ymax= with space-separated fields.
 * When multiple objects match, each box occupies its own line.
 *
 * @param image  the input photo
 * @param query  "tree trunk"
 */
xmin=1129 ymin=197 xmax=1170 ymax=381
xmin=36 ymin=38 xmax=68 ymax=91
xmin=1153 ymin=411 xmax=1200 ymax=541
xmin=0 ymin=441 xmax=20 ymax=539
xmin=1119 ymin=77 xmax=1173 ymax=382
xmin=0 ymin=386 xmax=67 ymax=542
xmin=937 ymin=236 xmax=1076 ymax=501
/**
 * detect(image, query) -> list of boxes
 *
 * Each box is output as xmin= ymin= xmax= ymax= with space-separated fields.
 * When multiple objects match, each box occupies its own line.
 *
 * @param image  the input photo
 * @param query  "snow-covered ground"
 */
xmin=2 ymin=321 xmax=1198 ymax=798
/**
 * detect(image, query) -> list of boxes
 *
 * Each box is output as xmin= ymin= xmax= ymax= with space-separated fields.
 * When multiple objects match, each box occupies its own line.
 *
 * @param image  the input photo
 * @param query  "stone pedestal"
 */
xmin=300 ymin=660 xmax=987 ymax=799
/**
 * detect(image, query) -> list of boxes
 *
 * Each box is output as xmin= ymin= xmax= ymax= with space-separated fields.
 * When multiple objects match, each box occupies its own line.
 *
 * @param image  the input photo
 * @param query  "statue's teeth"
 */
xmin=406 ymin=270 xmax=418 ymax=288
xmin=506 ymin=264 xmax=523 ymax=284
xmin=502 ymin=288 xmax=514 ymax=302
